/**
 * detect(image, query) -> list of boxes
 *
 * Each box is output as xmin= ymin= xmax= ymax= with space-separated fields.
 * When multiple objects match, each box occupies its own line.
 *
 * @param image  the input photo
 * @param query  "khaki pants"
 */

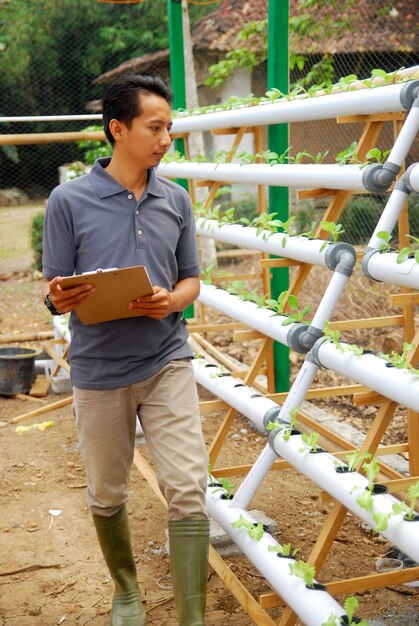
xmin=73 ymin=359 xmax=208 ymax=520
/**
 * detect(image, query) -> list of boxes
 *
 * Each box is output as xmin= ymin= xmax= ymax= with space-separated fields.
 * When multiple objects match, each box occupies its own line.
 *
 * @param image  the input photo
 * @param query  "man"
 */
xmin=42 ymin=74 xmax=209 ymax=626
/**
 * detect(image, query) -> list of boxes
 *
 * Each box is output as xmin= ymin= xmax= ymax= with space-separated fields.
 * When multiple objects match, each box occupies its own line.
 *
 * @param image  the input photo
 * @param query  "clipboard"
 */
xmin=60 ymin=265 xmax=153 ymax=324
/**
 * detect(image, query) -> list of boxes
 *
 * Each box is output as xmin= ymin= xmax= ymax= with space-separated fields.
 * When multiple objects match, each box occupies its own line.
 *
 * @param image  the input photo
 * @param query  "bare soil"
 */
xmin=0 ymin=266 xmax=417 ymax=626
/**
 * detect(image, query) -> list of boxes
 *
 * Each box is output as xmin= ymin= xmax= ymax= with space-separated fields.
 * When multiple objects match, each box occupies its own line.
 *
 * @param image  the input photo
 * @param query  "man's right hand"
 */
xmin=43 ymin=277 xmax=95 ymax=314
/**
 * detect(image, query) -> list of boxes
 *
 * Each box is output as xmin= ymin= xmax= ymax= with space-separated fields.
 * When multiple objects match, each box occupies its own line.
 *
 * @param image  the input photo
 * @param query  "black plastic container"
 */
xmin=0 ymin=347 xmax=41 ymax=395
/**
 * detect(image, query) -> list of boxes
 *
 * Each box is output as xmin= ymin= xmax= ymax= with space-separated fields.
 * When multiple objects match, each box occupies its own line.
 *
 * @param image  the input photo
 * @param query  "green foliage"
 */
xmin=75 ymin=126 xmax=112 ymax=165
xmin=268 ymin=542 xmax=300 ymax=557
xmin=289 ymin=560 xmax=316 ymax=588
xmin=231 ymin=514 xmax=265 ymax=542
xmin=30 ymin=210 xmax=45 ymax=272
xmin=392 ymin=481 xmax=419 ymax=520
xmin=299 ymin=431 xmax=319 ymax=453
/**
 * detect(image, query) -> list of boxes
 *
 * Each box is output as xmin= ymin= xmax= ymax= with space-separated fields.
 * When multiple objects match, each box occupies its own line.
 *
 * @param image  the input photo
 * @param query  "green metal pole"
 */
xmin=167 ymin=0 xmax=193 ymax=318
xmin=268 ymin=0 xmax=290 ymax=392
xmin=167 ymin=0 xmax=188 ymax=189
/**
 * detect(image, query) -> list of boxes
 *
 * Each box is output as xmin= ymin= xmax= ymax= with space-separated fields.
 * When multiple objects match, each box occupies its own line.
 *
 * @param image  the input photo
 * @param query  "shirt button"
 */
xmin=128 ymin=194 xmax=133 ymax=200
xmin=137 ymin=229 xmax=143 ymax=236
xmin=136 ymin=210 xmax=139 ymax=215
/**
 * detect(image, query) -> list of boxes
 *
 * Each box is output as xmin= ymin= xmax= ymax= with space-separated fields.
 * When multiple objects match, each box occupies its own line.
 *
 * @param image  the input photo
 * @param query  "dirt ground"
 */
xmin=0 ymin=263 xmax=418 ymax=625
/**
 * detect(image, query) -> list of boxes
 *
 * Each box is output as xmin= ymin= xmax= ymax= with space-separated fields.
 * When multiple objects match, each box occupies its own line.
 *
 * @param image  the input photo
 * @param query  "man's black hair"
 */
xmin=102 ymin=73 xmax=173 ymax=145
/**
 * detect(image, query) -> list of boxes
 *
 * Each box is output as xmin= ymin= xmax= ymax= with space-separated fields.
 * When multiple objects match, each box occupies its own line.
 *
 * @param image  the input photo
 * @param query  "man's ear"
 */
xmin=108 ymin=118 xmax=124 ymax=143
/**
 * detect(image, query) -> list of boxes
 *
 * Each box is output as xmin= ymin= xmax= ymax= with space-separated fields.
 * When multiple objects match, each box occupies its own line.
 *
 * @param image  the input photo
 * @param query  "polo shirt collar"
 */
xmin=89 ymin=157 xmax=166 ymax=199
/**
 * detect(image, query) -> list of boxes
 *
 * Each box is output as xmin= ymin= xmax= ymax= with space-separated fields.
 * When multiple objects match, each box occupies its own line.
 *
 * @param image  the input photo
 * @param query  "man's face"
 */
xmin=118 ymin=93 xmax=173 ymax=168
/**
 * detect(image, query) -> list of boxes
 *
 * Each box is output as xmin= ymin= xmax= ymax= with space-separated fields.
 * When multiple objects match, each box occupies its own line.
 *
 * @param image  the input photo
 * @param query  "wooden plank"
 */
xmin=259 ymin=566 xmax=419 ymax=609
xmin=0 ymin=331 xmax=54 ymax=345
xmin=217 ymin=248 xmax=260 ymax=258
xmin=199 ymin=400 xmax=229 ymax=414
xmin=329 ymin=315 xmax=404 ymax=330
xmin=29 ymin=375 xmax=51 ymax=398
xmin=297 ymin=188 xmax=335 ymax=199
xmin=337 ymin=112 xmax=405 ymax=124
xmin=390 ymin=292 xmax=419 ymax=306
xmin=259 ymin=258 xmax=301 ymax=268
xmin=234 ymin=330 xmax=265 ymax=341
xmin=208 ymin=546 xmax=277 ymax=626
xmin=268 ymin=384 xmax=370 ymax=402
xmin=353 ymin=391 xmax=387 ymax=406
xmin=0 ymin=130 xmax=105 ymax=146
xmin=7 ymin=396 xmax=73 ymax=425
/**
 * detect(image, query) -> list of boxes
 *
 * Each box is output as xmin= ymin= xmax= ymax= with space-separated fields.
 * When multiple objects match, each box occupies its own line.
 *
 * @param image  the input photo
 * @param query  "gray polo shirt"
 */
xmin=42 ymin=157 xmax=200 ymax=389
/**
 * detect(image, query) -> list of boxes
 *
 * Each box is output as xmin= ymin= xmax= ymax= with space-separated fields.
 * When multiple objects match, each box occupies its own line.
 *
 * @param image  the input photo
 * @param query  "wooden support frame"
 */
xmin=111 ymin=109 xmax=419 ymax=624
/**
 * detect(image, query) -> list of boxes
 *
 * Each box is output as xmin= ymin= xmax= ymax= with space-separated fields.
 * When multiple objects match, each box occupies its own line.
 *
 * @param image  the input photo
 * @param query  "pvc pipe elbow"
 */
xmin=362 ymin=162 xmax=401 ymax=193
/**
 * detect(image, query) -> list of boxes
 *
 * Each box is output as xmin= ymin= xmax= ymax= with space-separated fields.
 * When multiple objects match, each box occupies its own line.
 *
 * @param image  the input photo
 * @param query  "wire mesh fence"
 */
xmin=0 ymin=0 xmax=418 ymax=277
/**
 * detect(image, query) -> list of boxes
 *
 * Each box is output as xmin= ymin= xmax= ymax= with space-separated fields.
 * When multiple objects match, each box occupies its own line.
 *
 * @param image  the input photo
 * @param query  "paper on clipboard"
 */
xmin=60 ymin=265 xmax=153 ymax=324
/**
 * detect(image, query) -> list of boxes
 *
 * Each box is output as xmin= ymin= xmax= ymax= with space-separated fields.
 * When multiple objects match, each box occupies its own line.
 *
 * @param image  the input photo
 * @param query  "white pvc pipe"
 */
xmin=365 ymin=251 xmax=419 ymax=289
xmin=206 ymin=487 xmax=346 ymax=626
xmin=269 ymin=433 xmax=419 ymax=564
xmin=171 ymin=83 xmax=411 ymax=133
xmin=233 ymin=358 xmax=320 ymax=510
xmin=158 ymin=162 xmax=367 ymax=191
xmin=198 ymin=283 xmax=297 ymax=346
xmin=195 ymin=357 xmax=419 ymax=564
xmin=385 ymin=104 xmax=419 ymax=167
xmin=367 ymin=188 xmax=410 ymax=250
xmin=316 ymin=340 xmax=419 ymax=412
xmin=192 ymin=358 xmax=274 ymax=431
xmin=310 ymin=270 xmax=350 ymax=331
xmin=0 ymin=114 xmax=102 ymax=123
xmin=52 ymin=315 xmax=71 ymax=344
xmin=195 ymin=219 xmax=332 ymax=267
xmin=407 ymin=163 xmax=419 ymax=192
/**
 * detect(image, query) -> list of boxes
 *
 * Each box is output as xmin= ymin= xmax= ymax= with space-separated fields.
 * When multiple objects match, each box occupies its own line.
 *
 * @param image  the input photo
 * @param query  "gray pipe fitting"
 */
xmin=310 ymin=337 xmax=329 ymax=368
xmin=286 ymin=323 xmax=310 ymax=353
xmin=362 ymin=247 xmax=381 ymax=282
xmin=400 ymin=80 xmax=419 ymax=110
xmin=404 ymin=163 xmax=419 ymax=193
xmin=263 ymin=406 xmax=282 ymax=430
xmin=362 ymin=161 xmax=401 ymax=193
xmin=324 ymin=243 xmax=357 ymax=273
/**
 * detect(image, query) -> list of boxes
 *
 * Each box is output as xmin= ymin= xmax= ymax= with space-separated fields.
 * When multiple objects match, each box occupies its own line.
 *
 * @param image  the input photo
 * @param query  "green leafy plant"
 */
xmin=372 ymin=510 xmax=391 ymax=533
xmin=250 ymin=212 xmax=295 ymax=240
xmin=268 ymin=542 xmax=300 ymax=558
xmin=266 ymin=407 xmax=298 ymax=442
xmin=323 ymin=321 xmax=364 ymax=356
xmin=299 ymin=431 xmax=320 ymax=453
xmin=289 ymin=560 xmax=317 ymax=589
xmin=381 ymin=342 xmax=419 ymax=376
xmin=396 ymin=235 xmax=419 ymax=265
xmin=392 ymin=481 xmax=419 ymax=520
xmin=322 ymin=596 xmax=370 ymax=626
xmin=231 ymin=514 xmax=265 ymax=541
xmin=320 ymin=221 xmax=345 ymax=245
xmin=264 ymin=292 xmax=311 ymax=326
xmin=213 ymin=476 xmax=236 ymax=500
xmin=30 ymin=210 xmax=45 ymax=272
xmin=335 ymin=142 xmax=361 ymax=166
xmin=375 ymin=230 xmax=393 ymax=253
xmin=201 ymin=264 xmax=216 ymax=285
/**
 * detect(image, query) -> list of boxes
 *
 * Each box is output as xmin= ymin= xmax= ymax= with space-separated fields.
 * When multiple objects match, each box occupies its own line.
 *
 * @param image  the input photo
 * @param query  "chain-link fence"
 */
xmin=0 ymin=0 xmax=418 ymax=279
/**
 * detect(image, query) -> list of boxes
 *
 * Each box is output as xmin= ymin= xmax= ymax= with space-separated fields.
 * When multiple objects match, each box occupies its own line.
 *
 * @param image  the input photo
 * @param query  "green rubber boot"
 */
xmin=168 ymin=519 xmax=210 ymax=626
xmin=93 ymin=506 xmax=146 ymax=626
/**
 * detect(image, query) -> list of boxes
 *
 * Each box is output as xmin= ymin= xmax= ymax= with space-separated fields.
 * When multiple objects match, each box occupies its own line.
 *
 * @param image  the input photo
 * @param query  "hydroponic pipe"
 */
xmin=170 ymin=81 xmax=419 ymax=134
xmin=198 ymin=283 xmax=305 ymax=350
xmin=365 ymin=183 xmax=410 ymax=251
xmin=206 ymin=487 xmax=347 ymax=626
xmin=363 ymin=251 xmax=419 ymax=290
xmin=158 ymin=162 xmax=374 ymax=192
xmin=195 ymin=219 xmax=355 ymax=270
xmin=406 ymin=162 xmax=419 ymax=193
xmin=313 ymin=339 xmax=419 ymax=412
xmin=192 ymin=357 xmax=276 ymax=431
xmin=194 ymin=356 xmax=419 ymax=565
xmin=233 ymin=356 xmax=320 ymax=510
xmin=268 ymin=432 xmax=419 ymax=564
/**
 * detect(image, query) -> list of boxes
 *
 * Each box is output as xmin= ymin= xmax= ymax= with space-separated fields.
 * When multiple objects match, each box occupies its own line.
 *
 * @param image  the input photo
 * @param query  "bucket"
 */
xmin=0 ymin=347 xmax=42 ymax=396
